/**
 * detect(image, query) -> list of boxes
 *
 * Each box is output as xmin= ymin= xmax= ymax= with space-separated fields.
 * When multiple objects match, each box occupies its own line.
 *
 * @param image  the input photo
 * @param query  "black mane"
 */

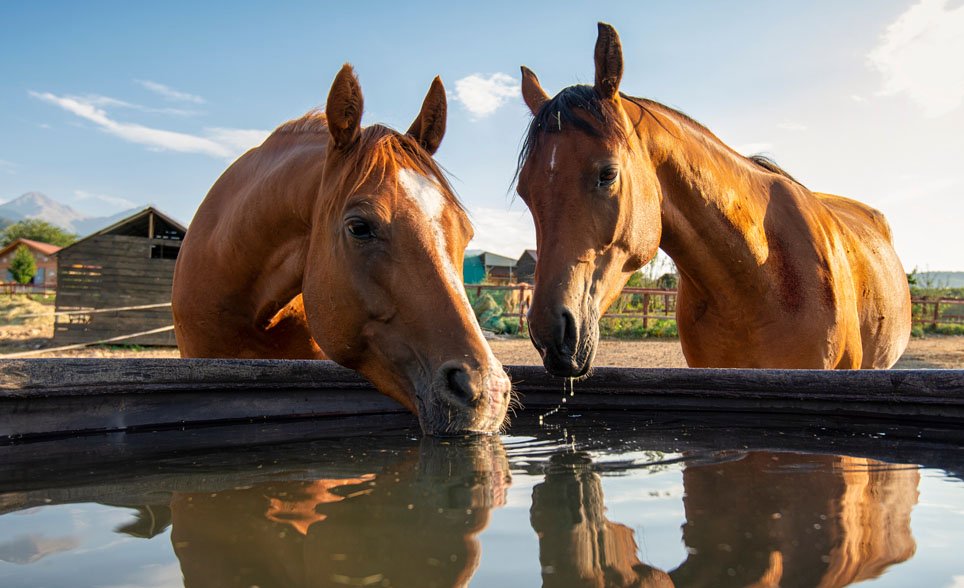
xmin=516 ymin=85 xmax=802 ymax=187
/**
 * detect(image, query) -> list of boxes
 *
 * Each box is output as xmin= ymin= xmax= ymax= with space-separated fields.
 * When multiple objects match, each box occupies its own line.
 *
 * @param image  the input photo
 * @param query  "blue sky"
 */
xmin=1 ymin=0 xmax=962 ymax=270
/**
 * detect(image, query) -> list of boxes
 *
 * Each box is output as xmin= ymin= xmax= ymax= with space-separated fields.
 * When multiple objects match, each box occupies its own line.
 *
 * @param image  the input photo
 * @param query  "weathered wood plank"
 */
xmin=0 ymin=360 xmax=961 ymax=439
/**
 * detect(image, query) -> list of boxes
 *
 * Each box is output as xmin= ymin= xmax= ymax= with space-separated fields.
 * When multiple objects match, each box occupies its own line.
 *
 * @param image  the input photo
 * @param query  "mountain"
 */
xmin=916 ymin=271 xmax=964 ymax=288
xmin=0 ymin=192 xmax=140 ymax=236
xmin=0 ymin=192 xmax=89 ymax=231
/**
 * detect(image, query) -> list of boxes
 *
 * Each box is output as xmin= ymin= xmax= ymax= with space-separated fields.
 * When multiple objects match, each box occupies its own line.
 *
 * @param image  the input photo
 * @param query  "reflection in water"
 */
xmin=0 ymin=533 xmax=80 ymax=564
xmin=530 ymin=452 xmax=675 ymax=588
xmin=670 ymin=453 xmax=920 ymax=588
xmin=169 ymin=437 xmax=510 ymax=588
xmin=529 ymin=452 xmax=919 ymax=588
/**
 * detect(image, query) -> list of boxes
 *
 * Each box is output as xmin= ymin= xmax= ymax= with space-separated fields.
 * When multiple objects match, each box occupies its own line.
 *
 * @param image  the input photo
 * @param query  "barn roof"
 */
xmin=464 ymin=250 xmax=517 ymax=268
xmin=57 ymin=206 xmax=187 ymax=255
xmin=0 ymin=238 xmax=62 ymax=258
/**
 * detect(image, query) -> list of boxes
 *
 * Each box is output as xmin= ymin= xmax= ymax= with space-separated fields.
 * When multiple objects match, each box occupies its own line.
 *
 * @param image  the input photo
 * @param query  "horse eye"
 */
xmin=346 ymin=218 xmax=375 ymax=240
xmin=599 ymin=167 xmax=618 ymax=186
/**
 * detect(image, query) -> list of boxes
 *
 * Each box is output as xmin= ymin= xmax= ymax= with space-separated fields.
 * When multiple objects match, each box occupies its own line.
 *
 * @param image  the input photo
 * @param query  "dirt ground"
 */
xmin=0 ymin=296 xmax=960 ymax=367
xmin=484 ymin=336 xmax=963 ymax=369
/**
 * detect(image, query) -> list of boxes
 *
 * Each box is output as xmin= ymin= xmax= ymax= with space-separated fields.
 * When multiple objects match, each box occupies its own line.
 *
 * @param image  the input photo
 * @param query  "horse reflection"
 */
xmin=169 ymin=437 xmax=510 ymax=588
xmin=530 ymin=452 xmax=674 ymax=588
xmin=670 ymin=453 xmax=919 ymax=588
xmin=530 ymin=452 xmax=918 ymax=588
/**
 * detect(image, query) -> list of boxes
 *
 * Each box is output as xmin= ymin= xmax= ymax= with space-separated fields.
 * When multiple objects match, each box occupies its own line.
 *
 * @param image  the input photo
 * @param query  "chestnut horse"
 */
xmin=516 ymin=23 xmax=911 ymax=375
xmin=172 ymin=65 xmax=510 ymax=435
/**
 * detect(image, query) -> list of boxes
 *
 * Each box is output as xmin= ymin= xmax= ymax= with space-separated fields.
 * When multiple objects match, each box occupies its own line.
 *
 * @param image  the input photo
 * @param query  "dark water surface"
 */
xmin=1 ymin=412 xmax=962 ymax=587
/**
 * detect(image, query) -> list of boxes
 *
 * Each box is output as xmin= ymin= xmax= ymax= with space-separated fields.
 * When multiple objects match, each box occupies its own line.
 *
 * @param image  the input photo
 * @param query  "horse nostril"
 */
xmin=560 ymin=307 xmax=577 ymax=354
xmin=445 ymin=367 xmax=481 ymax=407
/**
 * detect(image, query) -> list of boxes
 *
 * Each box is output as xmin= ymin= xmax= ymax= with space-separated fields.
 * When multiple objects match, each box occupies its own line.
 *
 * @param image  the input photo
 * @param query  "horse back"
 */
xmin=813 ymin=192 xmax=911 ymax=368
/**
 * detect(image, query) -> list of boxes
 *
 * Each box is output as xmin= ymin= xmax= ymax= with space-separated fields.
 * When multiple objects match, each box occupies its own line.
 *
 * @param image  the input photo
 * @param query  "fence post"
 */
xmin=642 ymin=293 xmax=650 ymax=329
xmin=932 ymin=299 xmax=941 ymax=329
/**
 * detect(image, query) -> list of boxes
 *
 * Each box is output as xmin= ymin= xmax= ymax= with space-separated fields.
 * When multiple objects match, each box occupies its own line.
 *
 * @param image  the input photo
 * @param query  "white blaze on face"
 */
xmin=549 ymin=144 xmax=557 ymax=173
xmin=397 ymin=167 xmax=494 ymax=357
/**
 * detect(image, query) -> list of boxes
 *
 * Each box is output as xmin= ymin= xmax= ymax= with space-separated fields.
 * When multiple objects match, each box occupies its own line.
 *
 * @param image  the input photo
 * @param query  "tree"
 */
xmin=9 ymin=245 xmax=37 ymax=285
xmin=1 ymin=219 xmax=77 ymax=248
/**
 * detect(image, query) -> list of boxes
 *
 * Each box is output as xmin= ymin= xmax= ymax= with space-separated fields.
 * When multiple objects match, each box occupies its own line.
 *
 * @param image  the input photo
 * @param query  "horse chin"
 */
xmin=539 ymin=327 xmax=598 ymax=379
xmin=542 ymin=345 xmax=595 ymax=379
xmin=413 ymin=375 xmax=511 ymax=437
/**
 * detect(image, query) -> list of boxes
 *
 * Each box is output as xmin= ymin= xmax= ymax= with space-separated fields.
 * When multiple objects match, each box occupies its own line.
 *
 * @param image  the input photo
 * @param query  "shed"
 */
xmin=463 ymin=250 xmax=518 ymax=284
xmin=0 ymin=238 xmax=62 ymax=287
xmin=516 ymin=249 xmax=538 ymax=284
xmin=54 ymin=207 xmax=186 ymax=346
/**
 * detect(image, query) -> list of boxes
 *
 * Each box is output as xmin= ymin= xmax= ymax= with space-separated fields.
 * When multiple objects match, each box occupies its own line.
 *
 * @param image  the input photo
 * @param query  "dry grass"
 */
xmin=0 ymin=296 xmax=959 ymax=368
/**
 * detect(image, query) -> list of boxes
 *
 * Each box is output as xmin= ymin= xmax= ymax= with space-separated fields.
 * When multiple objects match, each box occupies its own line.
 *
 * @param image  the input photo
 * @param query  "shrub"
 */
xmin=9 ymin=245 xmax=36 ymax=285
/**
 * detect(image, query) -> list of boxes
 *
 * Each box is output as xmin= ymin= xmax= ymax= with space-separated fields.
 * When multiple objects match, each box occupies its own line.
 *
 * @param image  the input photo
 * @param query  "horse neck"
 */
xmin=625 ymin=100 xmax=776 ymax=299
xmin=211 ymin=137 xmax=324 ymax=324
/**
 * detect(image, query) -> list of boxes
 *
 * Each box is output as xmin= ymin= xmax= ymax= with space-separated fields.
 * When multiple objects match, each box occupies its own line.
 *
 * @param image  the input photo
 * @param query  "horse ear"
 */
xmin=326 ymin=63 xmax=364 ymax=149
xmin=593 ymin=22 xmax=623 ymax=101
xmin=521 ymin=66 xmax=550 ymax=115
xmin=406 ymin=76 xmax=447 ymax=155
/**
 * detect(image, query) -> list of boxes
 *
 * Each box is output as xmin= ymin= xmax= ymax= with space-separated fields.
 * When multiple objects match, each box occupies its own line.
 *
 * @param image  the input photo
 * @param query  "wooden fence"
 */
xmin=0 ymin=282 xmax=55 ymax=296
xmin=466 ymin=284 xmax=964 ymax=331
xmin=913 ymin=297 xmax=964 ymax=328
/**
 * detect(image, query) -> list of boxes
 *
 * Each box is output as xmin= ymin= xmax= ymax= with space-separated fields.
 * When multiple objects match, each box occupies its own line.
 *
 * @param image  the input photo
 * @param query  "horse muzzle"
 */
xmin=416 ymin=360 xmax=512 ymax=436
xmin=528 ymin=305 xmax=598 ymax=378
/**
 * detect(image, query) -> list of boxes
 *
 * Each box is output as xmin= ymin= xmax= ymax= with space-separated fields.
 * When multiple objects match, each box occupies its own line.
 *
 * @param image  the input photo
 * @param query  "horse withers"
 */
xmin=515 ymin=23 xmax=911 ymax=375
xmin=172 ymin=65 xmax=511 ymax=435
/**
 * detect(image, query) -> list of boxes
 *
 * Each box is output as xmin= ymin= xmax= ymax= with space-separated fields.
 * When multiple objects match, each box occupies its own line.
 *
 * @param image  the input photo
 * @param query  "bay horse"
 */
xmin=172 ymin=65 xmax=511 ymax=435
xmin=516 ymin=23 xmax=911 ymax=375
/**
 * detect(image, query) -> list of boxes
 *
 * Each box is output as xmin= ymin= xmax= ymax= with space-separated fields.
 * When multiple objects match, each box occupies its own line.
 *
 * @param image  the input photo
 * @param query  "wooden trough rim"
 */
xmin=0 ymin=357 xmax=959 ymax=407
xmin=0 ymin=358 xmax=961 ymax=400
xmin=1 ymin=359 xmax=962 ymax=442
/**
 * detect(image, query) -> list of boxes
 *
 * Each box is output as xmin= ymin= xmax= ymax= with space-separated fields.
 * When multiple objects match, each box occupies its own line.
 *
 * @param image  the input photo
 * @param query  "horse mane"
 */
xmin=323 ymin=123 xmax=465 ymax=217
xmin=273 ymin=109 xmax=329 ymax=135
xmin=624 ymin=96 xmax=803 ymax=185
xmin=517 ymin=85 xmax=803 ymax=187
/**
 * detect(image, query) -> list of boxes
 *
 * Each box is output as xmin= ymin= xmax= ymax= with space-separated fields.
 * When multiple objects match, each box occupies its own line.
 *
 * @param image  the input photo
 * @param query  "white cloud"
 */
xmin=733 ymin=142 xmax=774 ymax=156
xmin=0 ymin=159 xmax=16 ymax=174
xmin=947 ymin=575 xmax=964 ymax=588
xmin=74 ymin=190 xmax=137 ymax=210
xmin=466 ymin=206 xmax=535 ymax=258
xmin=776 ymin=121 xmax=807 ymax=131
xmin=850 ymin=94 xmax=867 ymax=103
xmin=30 ymin=91 xmax=269 ymax=160
xmin=454 ymin=72 xmax=519 ymax=118
xmin=77 ymin=93 xmax=198 ymax=117
xmin=867 ymin=0 xmax=964 ymax=117
xmin=135 ymin=79 xmax=205 ymax=104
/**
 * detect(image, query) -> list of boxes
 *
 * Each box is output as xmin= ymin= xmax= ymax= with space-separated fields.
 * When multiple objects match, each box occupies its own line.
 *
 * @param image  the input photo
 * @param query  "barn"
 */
xmin=463 ymin=250 xmax=518 ymax=284
xmin=53 ymin=207 xmax=186 ymax=346
xmin=516 ymin=249 xmax=538 ymax=284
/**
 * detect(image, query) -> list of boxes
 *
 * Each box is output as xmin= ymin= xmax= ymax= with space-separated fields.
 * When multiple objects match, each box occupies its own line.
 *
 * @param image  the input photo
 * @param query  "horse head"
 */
xmin=303 ymin=65 xmax=512 ymax=435
xmin=516 ymin=24 xmax=662 ymax=377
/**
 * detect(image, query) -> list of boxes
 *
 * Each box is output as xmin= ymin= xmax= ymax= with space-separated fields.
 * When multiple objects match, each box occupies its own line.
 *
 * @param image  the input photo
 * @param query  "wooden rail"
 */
xmin=0 ymin=282 xmax=54 ymax=296
xmin=913 ymin=297 xmax=964 ymax=328
xmin=465 ymin=285 xmax=964 ymax=331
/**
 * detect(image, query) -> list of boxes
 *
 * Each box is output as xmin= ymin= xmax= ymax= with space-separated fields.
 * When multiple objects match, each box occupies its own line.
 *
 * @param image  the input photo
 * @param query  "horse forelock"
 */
xmin=322 ymin=124 xmax=464 ymax=220
xmin=515 ymin=85 xmax=628 ymax=184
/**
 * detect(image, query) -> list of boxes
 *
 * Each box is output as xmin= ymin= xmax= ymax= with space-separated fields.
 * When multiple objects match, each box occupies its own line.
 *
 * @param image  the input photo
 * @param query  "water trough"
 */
xmin=2 ymin=358 xmax=962 ymax=441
